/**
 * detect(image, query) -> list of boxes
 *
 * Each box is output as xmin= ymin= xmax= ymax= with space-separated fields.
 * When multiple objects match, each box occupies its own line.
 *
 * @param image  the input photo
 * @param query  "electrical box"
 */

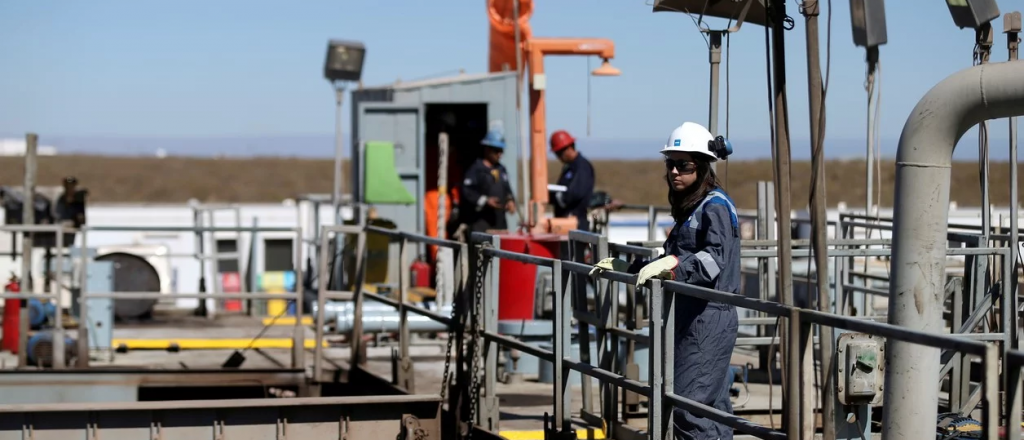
xmin=946 ymin=0 xmax=1000 ymax=30
xmin=836 ymin=333 xmax=884 ymax=406
xmin=849 ymin=0 xmax=888 ymax=48
xmin=63 ymin=260 xmax=115 ymax=352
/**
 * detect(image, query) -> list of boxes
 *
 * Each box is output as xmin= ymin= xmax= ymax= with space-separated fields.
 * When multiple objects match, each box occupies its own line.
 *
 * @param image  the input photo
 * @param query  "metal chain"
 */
xmin=438 ymin=257 xmax=459 ymax=403
xmin=466 ymin=242 xmax=490 ymax=440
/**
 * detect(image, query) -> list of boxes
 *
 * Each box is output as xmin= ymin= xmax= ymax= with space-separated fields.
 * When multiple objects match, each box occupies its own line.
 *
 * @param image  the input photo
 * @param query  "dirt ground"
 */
xmin=0 ymin=155 xmax=1019 ymax=209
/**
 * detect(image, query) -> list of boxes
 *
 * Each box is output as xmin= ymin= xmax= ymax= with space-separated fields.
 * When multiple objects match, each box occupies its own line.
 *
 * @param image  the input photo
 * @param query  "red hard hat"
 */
xmin=550 ymin=130 xmax=576 ymax=153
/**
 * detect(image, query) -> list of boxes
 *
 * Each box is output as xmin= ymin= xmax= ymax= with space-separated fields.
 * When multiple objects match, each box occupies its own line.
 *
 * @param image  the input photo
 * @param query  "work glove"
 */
xmin=588 ymin=257 xmax=630 ymax=279
xmin=635 ymin=256 xmax=679 ymax=289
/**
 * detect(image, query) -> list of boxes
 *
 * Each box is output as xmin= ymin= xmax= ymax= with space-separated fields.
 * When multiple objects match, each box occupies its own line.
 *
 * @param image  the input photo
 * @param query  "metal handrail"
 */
xmin=319 ymin=224 xmax=1012 ymax=439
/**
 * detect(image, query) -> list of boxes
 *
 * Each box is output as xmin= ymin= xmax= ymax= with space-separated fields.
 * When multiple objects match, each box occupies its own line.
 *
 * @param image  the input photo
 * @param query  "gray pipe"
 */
xmin=885 ymin=61 xmax=1024 ymax=440
xmin=320 ymin=301 xmax=451 ymax=334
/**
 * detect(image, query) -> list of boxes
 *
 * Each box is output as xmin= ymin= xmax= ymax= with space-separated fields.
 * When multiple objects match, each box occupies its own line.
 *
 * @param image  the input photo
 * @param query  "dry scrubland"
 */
xmin=0 ymin=155 xmax=1021 ymax=210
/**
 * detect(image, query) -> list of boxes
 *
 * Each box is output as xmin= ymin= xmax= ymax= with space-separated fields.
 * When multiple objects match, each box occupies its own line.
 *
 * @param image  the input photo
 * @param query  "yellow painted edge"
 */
xmin=497 ymin=429 xmax=605 ymax=440
xmin=112 ymin=338 xmax=327 ymax=350
xmin=261 ymin=316 xmax=314 ymax=326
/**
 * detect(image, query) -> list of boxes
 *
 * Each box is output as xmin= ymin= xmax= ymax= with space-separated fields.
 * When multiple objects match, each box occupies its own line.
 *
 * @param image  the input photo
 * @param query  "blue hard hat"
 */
xmin=481 ymin=128 xmax=506 ymax=150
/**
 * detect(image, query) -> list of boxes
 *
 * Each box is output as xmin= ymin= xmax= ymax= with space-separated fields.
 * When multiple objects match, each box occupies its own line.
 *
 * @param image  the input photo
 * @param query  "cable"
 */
xmin=764 ymin=11 xmax=777 ymax=178
xmin=653 ymin=1 xmax=712 ymax=48
xmin=874 ymin=59 xmax=882 ymax=227
xmin=587 ymin=57 xmax=592 ymax=137
xmin=805 ymin=0 xmax=833 ymax=406
xmin=763 ymin=12 xmax=779 ymax=431
xmin=240 ymin=298 xmax=296 ymax=353
xmin=767 ymin=314 xmax=782 ymax=430
xmin=724 ymin=25 xmax=731 ymax=191
xmin=873 ymin=60 xmax=889 ymax=283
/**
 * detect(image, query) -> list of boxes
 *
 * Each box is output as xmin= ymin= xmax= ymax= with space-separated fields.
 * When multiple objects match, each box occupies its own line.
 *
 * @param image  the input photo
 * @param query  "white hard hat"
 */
xmin=660 ymin=122 xmax=718 ymax=161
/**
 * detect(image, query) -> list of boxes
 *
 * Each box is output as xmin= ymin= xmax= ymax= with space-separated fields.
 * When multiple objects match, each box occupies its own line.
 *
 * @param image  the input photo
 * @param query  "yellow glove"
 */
xmin=588 ymin=257 xmax=630 ymax=279
xmin=635 ymin=256 xmax=679 ymax=288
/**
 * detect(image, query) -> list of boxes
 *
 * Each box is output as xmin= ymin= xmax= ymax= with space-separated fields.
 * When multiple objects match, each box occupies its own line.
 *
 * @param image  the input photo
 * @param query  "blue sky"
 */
xmin=0 ymin=0 xmax=1020 ymax=160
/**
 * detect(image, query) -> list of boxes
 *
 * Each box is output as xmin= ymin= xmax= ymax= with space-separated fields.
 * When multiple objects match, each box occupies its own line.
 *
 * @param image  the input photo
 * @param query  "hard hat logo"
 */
xmin=673 ymin=139 xmax=681 ymax=147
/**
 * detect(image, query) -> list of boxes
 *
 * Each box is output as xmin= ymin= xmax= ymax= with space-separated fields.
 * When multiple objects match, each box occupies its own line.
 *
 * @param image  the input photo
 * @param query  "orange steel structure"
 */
xmin=487 ymin=0 xmax=533 ymax=73
xmin=525 ymin=38 xmax=618 ymax=212
xmin=487 ymin=0 xmax=619 ymax=225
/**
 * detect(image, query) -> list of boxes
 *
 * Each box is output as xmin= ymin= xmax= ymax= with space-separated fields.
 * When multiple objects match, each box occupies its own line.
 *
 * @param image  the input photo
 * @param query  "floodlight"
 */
xmin=946 ymin=0 xmax=1000 ymax=30
xmin=323 ymin=40 xmax=366 ymax=83
xmin=850 ymin=0 xmax=888 ymax=48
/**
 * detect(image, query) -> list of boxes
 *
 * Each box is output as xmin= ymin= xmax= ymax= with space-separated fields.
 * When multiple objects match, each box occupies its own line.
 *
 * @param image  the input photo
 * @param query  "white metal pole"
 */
xmin=513 ymin=0 xmax=531 ymax=227
xmin=332 ymin=83 xmax=346 ymax=225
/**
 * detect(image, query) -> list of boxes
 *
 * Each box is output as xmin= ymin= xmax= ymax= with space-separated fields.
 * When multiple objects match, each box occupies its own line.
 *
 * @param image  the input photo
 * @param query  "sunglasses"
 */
xmin=664 ymin=159 xmax=697 ymax=174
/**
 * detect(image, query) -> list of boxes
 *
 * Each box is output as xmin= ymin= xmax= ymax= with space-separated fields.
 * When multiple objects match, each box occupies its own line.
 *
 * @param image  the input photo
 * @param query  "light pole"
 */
xmin=323 ymin=39 xmax=366 ymax=225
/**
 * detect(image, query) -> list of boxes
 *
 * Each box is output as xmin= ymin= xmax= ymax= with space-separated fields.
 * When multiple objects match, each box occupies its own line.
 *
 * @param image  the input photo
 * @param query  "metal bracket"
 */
xmin=478 ymin=395 xmax=500 ymax=432
xmin=543 ymin=412 xmax=579 ymax=440
xmin=399 ymin=415 xmax=429 ymax=440
xmin=277 ymin=416 xmax=288 ymax=440
xmin=399 ymin=356 xmax=416 ymax=392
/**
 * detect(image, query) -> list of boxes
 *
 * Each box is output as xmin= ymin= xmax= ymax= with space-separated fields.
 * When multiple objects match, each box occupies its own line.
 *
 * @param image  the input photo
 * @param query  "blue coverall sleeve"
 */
xmin=553 ymin=163 xmax=594 ymax=209
xmin=460 ymin=169 xmax=487 ymax=212
xmin=671 ymin=203 xmax=736 ymax=288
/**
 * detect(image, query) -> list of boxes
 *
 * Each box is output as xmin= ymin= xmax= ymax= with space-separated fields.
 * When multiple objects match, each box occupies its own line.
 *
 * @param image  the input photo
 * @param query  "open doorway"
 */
xmin=423 ymin=103 xmax=488 ymax=283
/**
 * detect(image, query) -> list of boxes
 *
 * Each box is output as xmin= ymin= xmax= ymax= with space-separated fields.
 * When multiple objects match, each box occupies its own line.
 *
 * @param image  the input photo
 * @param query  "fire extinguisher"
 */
xmin=2 ymin=274 xmax=21 ymax=354
xmin=410 ymin=257 xmax=431 ymax=288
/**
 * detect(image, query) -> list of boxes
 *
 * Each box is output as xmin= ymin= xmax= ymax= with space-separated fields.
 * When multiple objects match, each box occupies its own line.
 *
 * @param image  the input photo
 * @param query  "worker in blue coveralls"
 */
xmin=548 ymin=129 xmax=595 ymax=231
xmin=589 ymin=121 xmax=739 ymax=440
xmin=458 ymin=126 xmax=517 ymax=233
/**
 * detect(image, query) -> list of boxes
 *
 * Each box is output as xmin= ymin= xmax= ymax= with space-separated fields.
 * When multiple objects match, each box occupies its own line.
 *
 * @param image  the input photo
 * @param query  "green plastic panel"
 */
xmin=363 ymin=141 xmax=415 ymax=204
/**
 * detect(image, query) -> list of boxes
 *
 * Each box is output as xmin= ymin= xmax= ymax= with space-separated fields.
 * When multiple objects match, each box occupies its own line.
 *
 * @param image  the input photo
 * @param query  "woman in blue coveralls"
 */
xmin=591 ymin=121 xmax=739 ymax=440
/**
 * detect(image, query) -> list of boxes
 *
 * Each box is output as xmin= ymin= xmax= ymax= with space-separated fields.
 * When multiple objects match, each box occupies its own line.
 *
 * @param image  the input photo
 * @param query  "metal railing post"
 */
xmin=478 ymin=234 xmax=501 ymax=431
xmin=952 ymin=277 xmax=968 ymax=411
xmin=1008 ymin=354 xmax=1023 ymax=440
xmin=649 ymin=279 xmax=670 ymax=440
xmin=314 ymin=226 xmax=330 ymax=381
xmin=76 ymin=228 xmax=90 ymax=368
xmin=397 ymin=237 xmax=414 ymax=392
xmin=52 ymin=230 xmax=65 ymax=369
xmin=982 ymin=344 xmax=1000 ymax=440
xmin=648 ymin=205 xmax=657 ymax=241
xmin=551 ymin=259 xmax=571 ymax=433
xmin=570 ymin=236 xmax=595 ymax=422
xmin=786 ymin=307 xmax=802 ymax=440
xmin=351 ymin=226 xmax=368 ymax=366
xmin=291 ymin=226 xmax=305 ymax=369
xmin=597 ymin=234 xmax=618 ymax=434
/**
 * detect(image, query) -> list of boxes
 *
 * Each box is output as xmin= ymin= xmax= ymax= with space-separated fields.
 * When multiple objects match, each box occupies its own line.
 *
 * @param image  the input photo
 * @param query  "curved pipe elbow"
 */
xmin=898 ymin=61 xmax=1024 ymax=167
